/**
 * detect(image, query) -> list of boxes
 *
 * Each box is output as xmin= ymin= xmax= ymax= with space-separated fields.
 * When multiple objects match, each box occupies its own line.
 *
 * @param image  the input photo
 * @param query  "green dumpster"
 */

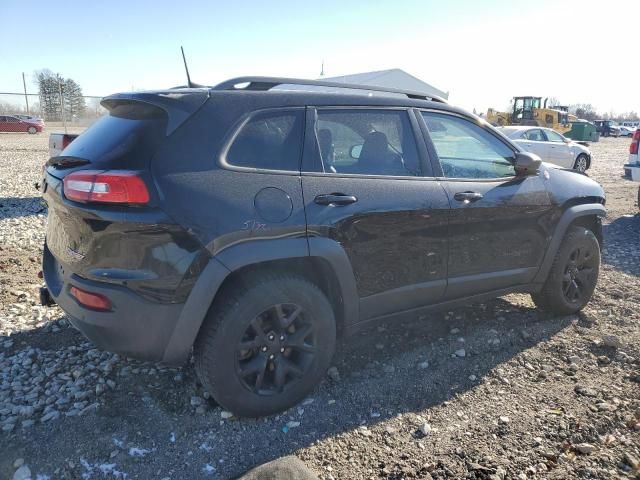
xmin=565 ymin=121 xmax=599 ymax=142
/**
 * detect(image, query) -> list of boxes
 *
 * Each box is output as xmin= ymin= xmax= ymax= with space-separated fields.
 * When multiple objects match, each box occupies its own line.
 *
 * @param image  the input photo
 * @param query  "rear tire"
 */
xmin=531 ymin=226 xmax=600 ymax=315
xmin=574 ymin=154 xmax=589 ymax=173
xmin=194 ymin=273 xmax=336 ymax=418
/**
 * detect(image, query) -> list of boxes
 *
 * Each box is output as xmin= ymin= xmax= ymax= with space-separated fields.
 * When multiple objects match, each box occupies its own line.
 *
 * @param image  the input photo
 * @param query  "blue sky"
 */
xmin=1 ymin=0 xmax=638 ymax=114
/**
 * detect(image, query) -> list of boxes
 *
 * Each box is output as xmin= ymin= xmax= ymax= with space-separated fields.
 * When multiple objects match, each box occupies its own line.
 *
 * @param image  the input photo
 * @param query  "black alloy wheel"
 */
xmin=531 ymin=226 xmax=600 ymax=315
xmin=194 ymin=273 xmax=336 ymax=417
xmin=561 ymin=245 xmax=597 ymax=305
xmin=237 ymin=303 xmax=315 ymax=395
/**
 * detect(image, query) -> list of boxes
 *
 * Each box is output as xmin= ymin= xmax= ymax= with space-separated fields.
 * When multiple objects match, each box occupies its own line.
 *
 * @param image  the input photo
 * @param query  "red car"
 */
xmin=0 ymin=115 xmax=43 ymax=134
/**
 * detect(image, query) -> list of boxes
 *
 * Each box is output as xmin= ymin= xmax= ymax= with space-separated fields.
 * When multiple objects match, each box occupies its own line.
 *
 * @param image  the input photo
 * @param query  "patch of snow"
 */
xmin=80 ymin=458 xmax=127 ymax=479
xmin=128 ymin=447 xmax=151 ymax=457
xmin=199 ymin=442 xmax=213 ymax=452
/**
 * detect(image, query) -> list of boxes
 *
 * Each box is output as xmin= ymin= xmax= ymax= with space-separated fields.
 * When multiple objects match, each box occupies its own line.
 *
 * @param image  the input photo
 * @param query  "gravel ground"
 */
xmin=0 ymin=132 xmax=638 ymax=480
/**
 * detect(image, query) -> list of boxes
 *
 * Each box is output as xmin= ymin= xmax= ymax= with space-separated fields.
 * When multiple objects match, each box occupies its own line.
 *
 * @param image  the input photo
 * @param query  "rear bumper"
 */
xmin=624 ymin=163 xmax=640 ymax=181
xmin=43 ymin=243 xmax=184 ymax=364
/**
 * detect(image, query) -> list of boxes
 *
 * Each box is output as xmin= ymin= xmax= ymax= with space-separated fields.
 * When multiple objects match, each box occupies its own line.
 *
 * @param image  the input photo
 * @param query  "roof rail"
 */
xmin=211 ymin=76 xmax=447 ymax=103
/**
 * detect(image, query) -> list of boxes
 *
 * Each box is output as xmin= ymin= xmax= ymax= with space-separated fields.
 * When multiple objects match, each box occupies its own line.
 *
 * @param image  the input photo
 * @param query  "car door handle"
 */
xmin=314 ymin=194 xmax=358 ymax=206
xmin=454 ymin=191 xmax=483 ymax=203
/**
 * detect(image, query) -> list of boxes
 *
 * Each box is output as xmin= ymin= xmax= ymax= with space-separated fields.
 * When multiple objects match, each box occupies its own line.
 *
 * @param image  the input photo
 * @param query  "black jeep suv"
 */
xmin=41 ymin=77 xmax=605 ymax=417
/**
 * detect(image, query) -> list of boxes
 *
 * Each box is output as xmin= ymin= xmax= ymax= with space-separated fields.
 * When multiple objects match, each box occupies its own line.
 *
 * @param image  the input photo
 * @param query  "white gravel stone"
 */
xmin=419 ymin=422 xmax=431 ymax=436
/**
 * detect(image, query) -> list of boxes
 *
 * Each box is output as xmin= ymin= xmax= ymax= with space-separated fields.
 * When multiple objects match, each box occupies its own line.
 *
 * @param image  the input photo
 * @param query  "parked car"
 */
xmin=0 ymin=115 xmax=43 ymax=134
xmin=49 ymin=133 xmax=79 ymax=157
xmin=40 ymin=77 xmax=606 ymax=417
xmin=623 ymin=130 xmax=640 ymax=208
xmin=14 ymin=114 xmax=44 ymax=125
xmin=618 ymin=125 xmax=636 ymax=137
xmin=593 ymin=120 xmax=620 ymax=137
xmin=499 ymin=126 xmax=592 ymax=172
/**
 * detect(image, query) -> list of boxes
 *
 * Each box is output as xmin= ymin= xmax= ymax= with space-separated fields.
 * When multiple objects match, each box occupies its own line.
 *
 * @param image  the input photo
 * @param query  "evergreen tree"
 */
xmin=34 ymin=70 xmax=86 ymax=121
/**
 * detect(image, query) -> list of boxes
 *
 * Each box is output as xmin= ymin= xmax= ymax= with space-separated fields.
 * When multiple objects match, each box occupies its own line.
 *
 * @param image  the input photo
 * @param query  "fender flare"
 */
xmin=161 ymin=237 xmax=359 ymax=365
xmin=533 ymin=203 xmax=606 ymax=284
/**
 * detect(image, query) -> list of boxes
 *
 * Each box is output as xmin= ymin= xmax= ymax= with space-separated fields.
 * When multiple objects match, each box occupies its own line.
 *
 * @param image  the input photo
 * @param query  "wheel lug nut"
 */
xmin=280 ymin=347 xmax=285 ymax=353
xmin=269 ymin=354 xmax=275 ymax=360
xmin=268 ymin=335 xmax=275 ymax=341
xmin=261 ymin=346 xmax=267 ymax=352
xmin=279 ymin=335 xmax=285 ymax=341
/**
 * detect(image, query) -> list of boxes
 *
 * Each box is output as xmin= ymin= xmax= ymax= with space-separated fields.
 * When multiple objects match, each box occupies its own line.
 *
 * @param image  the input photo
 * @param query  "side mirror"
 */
xmin=350 ymin=144 xmax=363 ymax=159
xmin=514 ymin=151 xmax=541 ymax=176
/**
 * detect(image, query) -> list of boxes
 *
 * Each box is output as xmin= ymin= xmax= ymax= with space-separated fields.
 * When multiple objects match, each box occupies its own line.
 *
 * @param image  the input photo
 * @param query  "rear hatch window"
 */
xmin=47 ymin=102 xmax=167 ymax=176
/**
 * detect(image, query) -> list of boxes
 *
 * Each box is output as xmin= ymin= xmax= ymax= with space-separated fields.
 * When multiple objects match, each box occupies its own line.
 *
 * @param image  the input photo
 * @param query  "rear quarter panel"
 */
xmin=150 ymin=99 xmax=308 ymax=259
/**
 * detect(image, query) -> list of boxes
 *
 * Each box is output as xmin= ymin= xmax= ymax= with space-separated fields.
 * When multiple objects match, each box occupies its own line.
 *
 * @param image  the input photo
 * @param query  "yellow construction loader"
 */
xmin=486 ymin=97 xmax=576 ymax=134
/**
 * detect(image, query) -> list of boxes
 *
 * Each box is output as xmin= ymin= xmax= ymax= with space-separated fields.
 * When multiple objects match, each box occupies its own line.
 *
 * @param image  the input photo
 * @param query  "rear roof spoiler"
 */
xmin=101 ymin=89 xmax=210 ymax=135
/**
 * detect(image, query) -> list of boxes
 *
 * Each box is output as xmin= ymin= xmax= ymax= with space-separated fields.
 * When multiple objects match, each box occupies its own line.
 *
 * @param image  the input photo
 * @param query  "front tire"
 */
xmin=194 ymin=273 xmax=336 ymax=417
xmin=532 ymin=226 xmax=600 ymax=315
xmin=574 ymin=154 xmax=589 ymax=173
xmin=27 ymin=126 xmax=37 ymax=134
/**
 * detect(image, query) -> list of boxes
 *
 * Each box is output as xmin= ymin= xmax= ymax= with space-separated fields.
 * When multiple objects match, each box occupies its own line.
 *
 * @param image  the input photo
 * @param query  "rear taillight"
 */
xmin=70 ymin=286 xmax=112 ymax=311
xmin=63 ymin=170 xmax=150 ymax=205
xmin=631 ymin=130 xmax=640 ymax=155
xmin=61 ymin=134 xmax=74 ymax=149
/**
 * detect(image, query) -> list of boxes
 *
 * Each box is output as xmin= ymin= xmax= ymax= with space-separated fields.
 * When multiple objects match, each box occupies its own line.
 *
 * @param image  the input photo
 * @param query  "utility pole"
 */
xmin=22 ymin=72 xmax=29 ymax=114
xmin=320 ymin=60 xmax=324 ymax=77
xmin=58 ymin=76 xmax=67 ymax=134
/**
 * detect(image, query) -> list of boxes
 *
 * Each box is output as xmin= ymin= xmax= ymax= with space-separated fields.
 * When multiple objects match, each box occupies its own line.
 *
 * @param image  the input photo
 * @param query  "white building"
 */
xmin=322 ymin=68 xmax=448 ymax=100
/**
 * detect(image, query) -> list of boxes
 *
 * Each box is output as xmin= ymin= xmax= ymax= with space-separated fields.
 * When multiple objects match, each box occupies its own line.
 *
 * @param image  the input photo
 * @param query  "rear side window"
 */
xmin=314 ymin=109 xmax=420 ymax=176
xmin=523 ymin=129 xmax=544 ymax=141
xmin=226 ymin=110 xmax=304 ymax=171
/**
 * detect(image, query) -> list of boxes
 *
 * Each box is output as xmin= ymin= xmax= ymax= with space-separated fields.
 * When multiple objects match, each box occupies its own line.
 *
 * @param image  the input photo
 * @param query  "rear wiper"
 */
xmin=47 ymin=156 xmax=90 ymax=169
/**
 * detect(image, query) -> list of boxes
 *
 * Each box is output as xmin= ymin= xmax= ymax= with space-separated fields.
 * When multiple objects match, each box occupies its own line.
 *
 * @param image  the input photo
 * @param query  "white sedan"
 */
xmin=619 ymin=126 xmax=636 ymax=137
xmin=499 ymin=126 xmax=592 ymax=173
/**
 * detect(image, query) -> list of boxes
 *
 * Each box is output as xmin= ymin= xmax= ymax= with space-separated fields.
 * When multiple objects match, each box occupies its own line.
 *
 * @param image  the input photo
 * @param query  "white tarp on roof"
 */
xmin=322 ymin=68 xmax=448 ymax=100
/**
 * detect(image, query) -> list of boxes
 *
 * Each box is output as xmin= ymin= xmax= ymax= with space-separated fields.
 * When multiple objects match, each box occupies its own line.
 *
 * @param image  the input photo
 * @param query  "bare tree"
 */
xmin=546 ymin=97 xmax=560 ymax=108
xmin=569 ymin=104 xmax=598 ymax=121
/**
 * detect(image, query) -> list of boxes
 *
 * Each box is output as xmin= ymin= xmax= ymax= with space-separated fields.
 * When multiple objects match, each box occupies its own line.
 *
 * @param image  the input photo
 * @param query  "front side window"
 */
xmin=315 ymin=109 xmax=420 ymax=177
xmin=226 ymin=110 xmax=303 ymax=171
xmin=422 ymin=112 xmax=516 ymax=179
xmin=543 ymin=129 xmax=565 ymax=143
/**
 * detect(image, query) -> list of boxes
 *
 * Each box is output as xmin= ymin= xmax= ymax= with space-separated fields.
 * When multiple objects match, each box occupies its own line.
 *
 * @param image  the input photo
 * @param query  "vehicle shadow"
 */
xmin=0 ymin=295 xmax=574 ymax=479
xmin=0 ymin=196 xmax=46 ymax=220
xmin=602 ymin=215 xmax=640 ymax=276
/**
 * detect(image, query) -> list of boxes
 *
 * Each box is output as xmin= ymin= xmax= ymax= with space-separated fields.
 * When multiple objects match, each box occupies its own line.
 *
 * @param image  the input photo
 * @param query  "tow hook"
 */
xmin=39 ymin=286 xmax=56 ymax=307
